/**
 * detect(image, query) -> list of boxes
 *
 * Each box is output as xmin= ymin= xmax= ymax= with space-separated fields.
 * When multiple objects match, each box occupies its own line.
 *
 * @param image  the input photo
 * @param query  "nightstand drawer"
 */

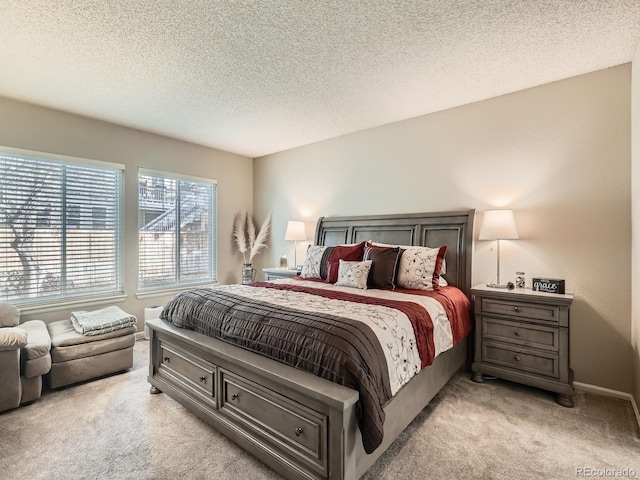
xmin=483 ymin=342 xmax=559 ymax=378
xmin=483 ymin=318 xmax=559 ymax=352
xmin=481 ymin=298 xmax=560 ymax=324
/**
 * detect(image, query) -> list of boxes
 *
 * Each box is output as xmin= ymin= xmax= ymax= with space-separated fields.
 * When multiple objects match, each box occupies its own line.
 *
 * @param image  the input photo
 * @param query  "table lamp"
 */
xmin=284 ymin=220 xmax=306 ymax=269
xmin=479 ymin=209 xmax=519 ymax=288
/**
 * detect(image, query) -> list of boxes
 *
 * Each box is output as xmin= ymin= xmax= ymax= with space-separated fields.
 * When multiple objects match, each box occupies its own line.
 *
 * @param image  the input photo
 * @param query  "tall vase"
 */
xmin=242 ymin=264 xmax=256 ymax=284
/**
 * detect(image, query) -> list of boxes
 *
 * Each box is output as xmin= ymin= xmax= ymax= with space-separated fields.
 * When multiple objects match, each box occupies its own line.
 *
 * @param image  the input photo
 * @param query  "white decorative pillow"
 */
xmin=396 ymin=246 xmax=447 ymax=290
xmin=301 ymin=246 xmax=328 ymax=279
xmin=335 ymin=259 xmax=372 ymax=290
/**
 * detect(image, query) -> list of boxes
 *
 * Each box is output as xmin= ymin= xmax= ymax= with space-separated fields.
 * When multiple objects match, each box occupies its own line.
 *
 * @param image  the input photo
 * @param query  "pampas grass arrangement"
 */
xmin=233 ymin=210 xmax=272 ymax=264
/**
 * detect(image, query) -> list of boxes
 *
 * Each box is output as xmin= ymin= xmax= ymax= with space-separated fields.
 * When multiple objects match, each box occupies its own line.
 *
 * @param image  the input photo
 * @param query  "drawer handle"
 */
xmin=294 ymin=427 xmax=303 ymax=437
xmin=514 ymin=306 xmax=520 ymax=313
xmin=163 ymin=356 xmax=170 ymax=363
xmin=514 ymin=330 xmax=521 ymax=337
xmin=199 ymin=376 xmax=206 ymax=383
xmin=514 ymin=355 xmax=521 ymax=362
xmin=231 ymin=393 xmax=239 ymax=401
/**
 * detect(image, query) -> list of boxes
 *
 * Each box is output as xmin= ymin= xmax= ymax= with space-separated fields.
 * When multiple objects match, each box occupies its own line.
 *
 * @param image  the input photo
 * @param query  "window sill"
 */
xmin=136 ymin=282 xmax=218 ymax=300
xmin=17 ymin=294 xmax=128 ymax=316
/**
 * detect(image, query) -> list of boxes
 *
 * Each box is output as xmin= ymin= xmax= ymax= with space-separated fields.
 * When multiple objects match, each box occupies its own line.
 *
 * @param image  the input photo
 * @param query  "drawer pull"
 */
xmin=231 ymin=393 xmax=239 ymax=401
xmin=294 ymin=427 xmax=303 ymax=437
xmin=514 ymin=306 xmax=520 ymax=312
xmin=199 ymin=376 xmax=206 ymax=383
xmin=514 ymin=355 xmax=521 ymax=362
xmin=514 ymin=330 xmax=521 ymax=337
xmin=163 ymin=356 xmax=170 ymax=363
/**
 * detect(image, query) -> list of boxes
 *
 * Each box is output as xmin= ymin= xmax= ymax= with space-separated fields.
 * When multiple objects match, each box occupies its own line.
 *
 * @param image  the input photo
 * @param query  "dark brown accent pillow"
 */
xmin=319 ymin=247 xmax=334 ymax=280
xmin=364 ymin=246 xmax=401 ymax=289
xmin=325 ymin=241 xmax=366 ymax=283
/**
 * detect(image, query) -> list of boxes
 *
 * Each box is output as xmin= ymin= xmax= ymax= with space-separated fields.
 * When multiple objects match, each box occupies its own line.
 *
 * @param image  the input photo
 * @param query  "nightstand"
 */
xmin=262 ymin=267 xmax=300 ymax=281
xmin=470 ymin=284 xmax=574 ymax=407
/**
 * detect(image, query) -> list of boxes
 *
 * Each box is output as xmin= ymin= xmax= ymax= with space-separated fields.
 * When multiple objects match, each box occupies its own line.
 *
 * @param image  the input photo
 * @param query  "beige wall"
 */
xmin=632 ymin=45 xmax=640 ymax=409
xmin=255 ymin=65 xmax=633 ymax=392
xmin=0 ymin=65 xmax=632 ymax=394
xmin=0 ymin=96 xmax=253 ymax=325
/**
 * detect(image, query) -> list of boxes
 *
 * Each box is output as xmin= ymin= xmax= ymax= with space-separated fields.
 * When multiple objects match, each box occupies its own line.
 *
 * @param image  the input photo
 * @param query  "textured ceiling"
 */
xmin=1 ymin=1 xmax=640 ymax=158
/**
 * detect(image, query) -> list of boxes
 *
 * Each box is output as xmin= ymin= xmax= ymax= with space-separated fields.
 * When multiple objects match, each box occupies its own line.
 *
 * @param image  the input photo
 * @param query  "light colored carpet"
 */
xmin=1 ymin=340 xmax=638 ymax=480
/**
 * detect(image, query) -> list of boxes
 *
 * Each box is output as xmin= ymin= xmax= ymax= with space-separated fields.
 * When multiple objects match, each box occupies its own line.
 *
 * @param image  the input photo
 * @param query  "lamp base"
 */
xmin=486 ymin=283 xmax=509 ymax=289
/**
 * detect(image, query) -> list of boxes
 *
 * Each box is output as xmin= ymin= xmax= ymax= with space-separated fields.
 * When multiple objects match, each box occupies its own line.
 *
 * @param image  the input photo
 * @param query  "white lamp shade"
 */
xmin=284 ymin=221 xmax=306 ymax=241
xmin=479 ymin=210 xmax=519 ymax=240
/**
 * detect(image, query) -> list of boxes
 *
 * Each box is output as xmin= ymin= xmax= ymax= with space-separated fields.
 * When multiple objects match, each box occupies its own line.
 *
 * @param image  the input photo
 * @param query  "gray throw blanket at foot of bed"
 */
xmin=71 ymin=306 xmax=137 ymax=336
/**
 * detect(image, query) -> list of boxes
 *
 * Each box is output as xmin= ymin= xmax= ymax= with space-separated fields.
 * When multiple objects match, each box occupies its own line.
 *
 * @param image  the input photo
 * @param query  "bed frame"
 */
xmin=147 ymin=209 xmax=475 ymax=480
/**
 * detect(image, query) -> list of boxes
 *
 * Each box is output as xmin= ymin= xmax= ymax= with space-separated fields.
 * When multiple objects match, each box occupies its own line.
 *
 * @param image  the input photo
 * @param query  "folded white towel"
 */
xmin=71 ymin=306 xmax=137 ymax=336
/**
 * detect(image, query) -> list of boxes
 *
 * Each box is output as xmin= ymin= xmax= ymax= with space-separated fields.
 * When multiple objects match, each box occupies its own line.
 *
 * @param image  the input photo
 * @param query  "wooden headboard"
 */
xmin=314 ymin=210 xmax=475 ymax=296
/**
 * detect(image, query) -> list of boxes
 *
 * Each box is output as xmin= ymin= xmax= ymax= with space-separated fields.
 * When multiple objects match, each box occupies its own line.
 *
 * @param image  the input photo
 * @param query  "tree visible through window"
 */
xmin=138 ymin=170 xmax=216 ymax=290
xmin=0 ymin=151 xmax=123 ymax=305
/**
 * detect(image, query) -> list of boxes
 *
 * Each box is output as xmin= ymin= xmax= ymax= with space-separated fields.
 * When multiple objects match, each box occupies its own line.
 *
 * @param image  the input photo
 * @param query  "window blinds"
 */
xmin=0 ymin=152 xmax=123 ymax=305
xmin=138 ymin=171 xmax=216 ymax=290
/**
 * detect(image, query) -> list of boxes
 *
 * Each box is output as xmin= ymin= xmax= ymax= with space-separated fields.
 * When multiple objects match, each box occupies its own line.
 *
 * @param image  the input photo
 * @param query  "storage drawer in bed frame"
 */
xmin=220 ymin=368 xmax=328 ymax=476
xmin=158 ymin=342 xmax=216 ymax=404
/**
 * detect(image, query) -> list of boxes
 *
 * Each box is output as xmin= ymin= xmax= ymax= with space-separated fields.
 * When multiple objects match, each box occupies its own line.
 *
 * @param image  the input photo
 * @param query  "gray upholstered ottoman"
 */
xmin=46 ymin=319 xmax=136 ymax=388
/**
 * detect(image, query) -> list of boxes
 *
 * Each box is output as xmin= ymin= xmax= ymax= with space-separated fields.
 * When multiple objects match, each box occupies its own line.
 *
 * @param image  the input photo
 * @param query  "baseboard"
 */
xmin=574 ymin=381 xmax=640 ymax=430
xmin=135 ymin=332 xmax=147 ymax=341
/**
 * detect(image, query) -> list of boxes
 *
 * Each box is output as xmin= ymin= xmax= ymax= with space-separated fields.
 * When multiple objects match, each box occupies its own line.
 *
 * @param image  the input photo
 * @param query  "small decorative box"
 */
xmin=532 ymin=277 xmax=565 ymax=294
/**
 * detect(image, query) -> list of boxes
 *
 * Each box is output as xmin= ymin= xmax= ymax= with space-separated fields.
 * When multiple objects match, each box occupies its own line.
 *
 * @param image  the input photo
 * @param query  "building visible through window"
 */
xmin=138 ymin=169 xmax=217 ymax=290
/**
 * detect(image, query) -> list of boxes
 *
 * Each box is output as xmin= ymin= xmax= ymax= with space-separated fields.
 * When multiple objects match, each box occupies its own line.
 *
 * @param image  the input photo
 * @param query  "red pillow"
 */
xmin=325 ymin=241 xmax=366 ymax=283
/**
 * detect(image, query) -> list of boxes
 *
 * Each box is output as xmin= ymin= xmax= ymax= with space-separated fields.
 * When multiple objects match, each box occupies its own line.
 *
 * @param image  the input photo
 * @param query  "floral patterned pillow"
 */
xmin=396 ymin=246 xmax=447 ymax=290
xmin=301 ymin=246 xmax=329 ymax=279
xmin=335 ymin=259 xmax=372 ymax=290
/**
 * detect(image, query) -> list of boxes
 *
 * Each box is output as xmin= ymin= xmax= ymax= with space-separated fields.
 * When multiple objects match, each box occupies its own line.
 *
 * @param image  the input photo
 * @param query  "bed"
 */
xmin=147 ymin=209 xmax=475 ymax=480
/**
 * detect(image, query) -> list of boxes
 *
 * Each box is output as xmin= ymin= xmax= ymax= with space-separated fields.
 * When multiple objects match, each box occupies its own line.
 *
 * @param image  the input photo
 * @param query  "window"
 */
xmin=0 ymin=149 xmax=124 ymax=306
xmin=138 ymin=169 xmax=216 ymax=290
